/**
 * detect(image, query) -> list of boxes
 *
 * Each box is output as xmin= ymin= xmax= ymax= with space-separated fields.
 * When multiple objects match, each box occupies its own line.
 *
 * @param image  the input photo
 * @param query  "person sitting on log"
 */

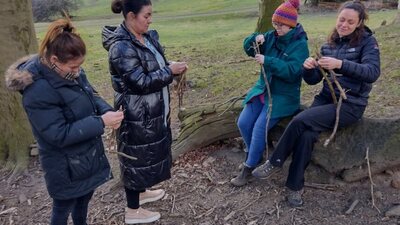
xmin=231 ymin=0 xmax=309 ymax=187
xmin=251 ymin=0 xmax=380 ymax=207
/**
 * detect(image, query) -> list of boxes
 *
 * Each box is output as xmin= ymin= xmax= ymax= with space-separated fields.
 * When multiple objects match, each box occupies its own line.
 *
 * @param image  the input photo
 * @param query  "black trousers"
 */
xmin=50 ymin=191 xmax=94 ymax=225
xmin=125 ymin=187 xmax=145 ymax=209
xmin=270 ymin=95 xmax=365 ymax=191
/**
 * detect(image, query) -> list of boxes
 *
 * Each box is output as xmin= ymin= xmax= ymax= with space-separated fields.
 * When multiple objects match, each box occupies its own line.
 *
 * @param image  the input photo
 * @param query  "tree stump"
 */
xmin=172 ymin=103 xmax=400 ymax=182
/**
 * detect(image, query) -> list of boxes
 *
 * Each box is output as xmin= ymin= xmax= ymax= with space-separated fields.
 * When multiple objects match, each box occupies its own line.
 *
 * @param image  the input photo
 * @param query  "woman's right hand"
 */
xmin=303 ymin=57 xmax=318 ymax=69
xmin=101 ymin=111 xmax=124 ymax=129
xmin=255 ymin=34 xmax=265 ymax=44
xmin=169 ymin=62 xmax=188 ymax=75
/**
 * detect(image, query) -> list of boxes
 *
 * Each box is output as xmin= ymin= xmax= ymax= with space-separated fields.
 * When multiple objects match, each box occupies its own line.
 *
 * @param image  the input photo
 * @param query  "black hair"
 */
xmin=111 ymin=0 xmax=152 ymax=18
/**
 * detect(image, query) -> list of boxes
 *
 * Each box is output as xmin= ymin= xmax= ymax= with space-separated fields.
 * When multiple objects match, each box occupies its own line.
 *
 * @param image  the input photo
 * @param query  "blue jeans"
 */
xmin=237 ymin=97 xmax=280 ymax=168
xmin=50 ymin=191 xmax=94 ymax=225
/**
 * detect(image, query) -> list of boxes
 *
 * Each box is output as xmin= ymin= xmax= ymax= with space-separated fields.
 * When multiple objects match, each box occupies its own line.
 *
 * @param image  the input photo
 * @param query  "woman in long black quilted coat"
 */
xmin=102 ymin=0 xmax=188 ymax=223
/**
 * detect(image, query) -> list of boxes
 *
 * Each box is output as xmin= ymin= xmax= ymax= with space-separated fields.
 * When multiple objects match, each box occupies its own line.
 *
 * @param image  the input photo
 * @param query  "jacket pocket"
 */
xmin=66 ymin=146 xmax=101 ymax=182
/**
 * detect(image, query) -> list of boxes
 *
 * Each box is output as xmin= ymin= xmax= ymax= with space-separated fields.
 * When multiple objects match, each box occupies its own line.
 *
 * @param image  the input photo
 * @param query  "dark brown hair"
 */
xmin=39 ymin=19 xmax=86 ymax=63
xmin=111 ymin=0 xmax=152 ymax=18
xmin=328 ymin=0 xmax=368 ymax=46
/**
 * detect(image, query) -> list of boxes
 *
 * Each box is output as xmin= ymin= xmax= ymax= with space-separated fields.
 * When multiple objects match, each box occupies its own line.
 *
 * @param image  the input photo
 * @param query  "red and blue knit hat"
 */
xmin=272 ymin=0 xmax=300 ymax=28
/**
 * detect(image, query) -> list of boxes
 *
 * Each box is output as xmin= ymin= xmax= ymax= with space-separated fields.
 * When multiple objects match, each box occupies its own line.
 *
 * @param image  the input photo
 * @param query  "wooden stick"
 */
xmin=176 ymin=71 xmax=187 ymax=110
xmin=108 ymin=151 xmax=138 ymax=161
xmin=324 ymin=94 xmax=343 ymax=147
xmin=365 ymin=147 xmax=381 ymax=214
xmin=316 ymin=52 xmax=337 ymax=104
xmin=345 ymin=199 xmax=359 ymax=215
xmin=253 ymin=41 xmax=273 ymax=159
xmin=171 ymin=194 xmax=176 ymax=213
xmin=304 ymin=182 xmax=338 ymax=191
xmin=330 ymin=71 xmax=347 ymax=100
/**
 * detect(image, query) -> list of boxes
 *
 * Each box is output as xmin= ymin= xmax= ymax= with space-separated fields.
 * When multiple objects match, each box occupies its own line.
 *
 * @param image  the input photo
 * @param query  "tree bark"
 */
xmin=172 ymin=105 xmax=400 ymax=182
xmin=256 ymin=0 xmax=283 ymax=33
xmin=393 ymin=0 xmax=400 ymax=24
xmin=0 ymin=0 xmax=37 ymax=174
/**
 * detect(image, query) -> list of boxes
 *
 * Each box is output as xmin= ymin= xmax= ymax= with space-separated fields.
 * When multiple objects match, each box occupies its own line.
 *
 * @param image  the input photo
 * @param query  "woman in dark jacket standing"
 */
xmin=102 ymin=0 xmax=187 ymax=223
xmin=252 ymin=0 xmax=380 ymax=207
xmin=5 ymin=19 xmax=124 ymax=225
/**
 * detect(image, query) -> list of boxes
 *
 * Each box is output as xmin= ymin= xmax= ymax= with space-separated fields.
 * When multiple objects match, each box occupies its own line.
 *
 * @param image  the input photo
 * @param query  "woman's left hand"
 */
xmin=318 ymin=57 xmax=342 ymax=70
xmin=255 ymin=54 xmax=264 ymax=65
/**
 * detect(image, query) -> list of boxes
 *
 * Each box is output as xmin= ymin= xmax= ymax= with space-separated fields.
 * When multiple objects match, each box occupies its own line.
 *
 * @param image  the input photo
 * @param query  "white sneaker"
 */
xmin=139 ymin=189 xmax=165 ymax=205
xmin=125 ymin=207 xmax=161 ymax=224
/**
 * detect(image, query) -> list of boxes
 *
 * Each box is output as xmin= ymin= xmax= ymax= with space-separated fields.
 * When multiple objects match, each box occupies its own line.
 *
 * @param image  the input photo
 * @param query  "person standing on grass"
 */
xmin=230 ymin=0 xmax=309 ymax=187
xmin=5 ymin=19 xmax=124 ymax=225
xmin=102 ymin=0 xmax=188 ymax=224
xmin=251 ymin=0 xmax=380 ymax=207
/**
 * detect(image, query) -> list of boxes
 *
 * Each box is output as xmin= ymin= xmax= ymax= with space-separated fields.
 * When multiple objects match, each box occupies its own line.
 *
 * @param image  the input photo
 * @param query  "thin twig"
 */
xmin=365 ymin=147 xmax=381 ymax=214
xmin=330 ymin=71 xmax=347 ymax=100
xmin=176 ymin=72 xmax=187 ymax=110
xmin=304 ymin=182 xmax=338 ymax=191
xmin=345 ymin=199 xmax=359 ymax=215
xmin=171 ymin=194 xmax=176 ymax=213
xmin=316 ymin=52 xmax=337 ymax=104
xmin=324 ymin=94 xmax=343 ymax=147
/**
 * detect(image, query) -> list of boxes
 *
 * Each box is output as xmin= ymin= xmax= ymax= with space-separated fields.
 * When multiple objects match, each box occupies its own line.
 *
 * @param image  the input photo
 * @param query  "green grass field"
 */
xmin=35 ymin=0 xmax=399 ymax=115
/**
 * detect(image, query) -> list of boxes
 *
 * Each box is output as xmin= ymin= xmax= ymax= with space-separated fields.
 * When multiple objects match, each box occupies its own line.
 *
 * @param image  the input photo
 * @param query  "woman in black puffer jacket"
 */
xmin=251 ymin=0 xmax=380 ymax=207
xmin=102 ymin=0 xmax=187 ymax=223
xmin=6 ymin=19 xmax=124 ymax=225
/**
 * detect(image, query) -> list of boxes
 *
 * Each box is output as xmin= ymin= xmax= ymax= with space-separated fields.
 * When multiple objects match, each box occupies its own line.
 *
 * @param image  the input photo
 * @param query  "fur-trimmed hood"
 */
xmin=5 ymin=54 xmax=39 ymax=92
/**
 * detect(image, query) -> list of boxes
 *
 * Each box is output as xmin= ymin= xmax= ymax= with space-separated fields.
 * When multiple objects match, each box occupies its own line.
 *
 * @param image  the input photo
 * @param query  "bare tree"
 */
xmin=256 ymin=0 xmax=284 ymax=32
xmin=32 ymin=0 xmax=79 ymax=22
xmin=0 ymin=0 xmax=37 ymax=177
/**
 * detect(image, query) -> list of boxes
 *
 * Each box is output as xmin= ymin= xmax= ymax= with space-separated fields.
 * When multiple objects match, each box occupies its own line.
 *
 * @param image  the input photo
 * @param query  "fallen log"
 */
xmin=172 ymin=103 xmax=400 ymax=182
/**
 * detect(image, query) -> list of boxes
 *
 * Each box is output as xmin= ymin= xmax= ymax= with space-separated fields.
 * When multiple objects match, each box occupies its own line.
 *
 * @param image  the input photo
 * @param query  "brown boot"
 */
xmin=125 ymin=207 xmax=160 ymax=224
xmin=139 ymin=189 xmax=165 ymax=205
xmin=230 ymin=164 xmax=254 ymax=187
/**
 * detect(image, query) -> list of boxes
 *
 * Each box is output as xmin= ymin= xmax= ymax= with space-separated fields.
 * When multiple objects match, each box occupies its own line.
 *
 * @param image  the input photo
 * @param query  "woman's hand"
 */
xmin=318 ymin=57 xmax=342 ymax=70
xmin=303 ymin=57 xmax=319 ymax=69
xmin=255 ymin=34 xmax=265 ymax=44
xmin=255 ymin=54 xmax=264 ymax=65
xmin=169 ymin=62 xmax=188 ymax=75
xmin=101 ymin=111 xmax=124 ymax=129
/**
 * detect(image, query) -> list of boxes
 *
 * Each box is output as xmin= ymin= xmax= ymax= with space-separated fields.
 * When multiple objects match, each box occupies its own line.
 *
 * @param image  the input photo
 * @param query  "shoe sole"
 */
xmin=139 ymin=190 xmax=165 ymax=205
xmin=125 ymin=214 xmax=161 ymax=224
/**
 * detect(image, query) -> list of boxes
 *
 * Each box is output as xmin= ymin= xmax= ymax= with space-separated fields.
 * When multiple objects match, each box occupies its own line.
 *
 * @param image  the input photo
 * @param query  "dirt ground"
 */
xmin=1 ymin=134 xmax=400 ymax=225
xmin=1 ymin=70 xmax=400 ymax=225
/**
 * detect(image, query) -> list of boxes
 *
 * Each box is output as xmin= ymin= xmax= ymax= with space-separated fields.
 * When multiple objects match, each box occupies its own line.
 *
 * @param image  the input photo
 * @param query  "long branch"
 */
xmin=253 ymin=42 xmax=273 ymax=158
xmin=324 ymin=94 xmax=343 ymax=147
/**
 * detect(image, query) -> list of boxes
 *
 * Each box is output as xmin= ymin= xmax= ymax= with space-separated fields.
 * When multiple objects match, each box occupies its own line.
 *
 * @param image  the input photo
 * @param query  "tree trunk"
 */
xmin=256 ymin=0 xmax=283 ymax=33
xmin=0 ymin=0 xmax=37 ymax=175
xmin=394 ymin=0 xmax=400 ymax=24
xmin=172 ymin=105 xmax=400 ymax=182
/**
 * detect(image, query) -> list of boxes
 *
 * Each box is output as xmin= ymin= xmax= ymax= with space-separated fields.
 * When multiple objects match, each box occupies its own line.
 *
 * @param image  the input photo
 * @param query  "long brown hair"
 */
xmin=39 ymin=19 xmax=86 ymax=63
xmin=328 ymin=0 xmax=368 ymax=46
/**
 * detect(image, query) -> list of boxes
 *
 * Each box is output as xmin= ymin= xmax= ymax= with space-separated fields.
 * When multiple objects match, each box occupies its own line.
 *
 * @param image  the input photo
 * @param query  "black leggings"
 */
xmin=125 ymin=187 xmax=145 ymax=209
xmin=50 ymin=190 xmax=94 ymax=225
xmin=270 ymin=96 xmax=365 ymax=191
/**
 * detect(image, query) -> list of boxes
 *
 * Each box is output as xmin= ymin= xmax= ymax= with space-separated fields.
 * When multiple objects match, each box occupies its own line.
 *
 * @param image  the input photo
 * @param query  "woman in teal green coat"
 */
xmin=231 ymin=0 xmax=309 ymax=186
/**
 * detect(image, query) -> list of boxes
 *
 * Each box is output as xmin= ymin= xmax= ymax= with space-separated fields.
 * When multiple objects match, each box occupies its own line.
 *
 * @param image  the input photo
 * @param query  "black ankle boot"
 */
xmin=230 ymin=164 xmax=254 ymax=187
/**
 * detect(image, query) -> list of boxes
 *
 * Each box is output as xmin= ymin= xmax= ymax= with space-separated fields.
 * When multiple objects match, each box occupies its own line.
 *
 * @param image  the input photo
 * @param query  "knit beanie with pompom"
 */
xmin=272 ymin=0 xmax=300 ymax=28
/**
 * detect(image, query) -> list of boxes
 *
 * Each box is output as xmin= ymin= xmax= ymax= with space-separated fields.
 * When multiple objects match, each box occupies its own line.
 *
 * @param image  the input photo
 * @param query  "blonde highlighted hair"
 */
xmin=39 ymin=19 xmax=86 ymax=63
